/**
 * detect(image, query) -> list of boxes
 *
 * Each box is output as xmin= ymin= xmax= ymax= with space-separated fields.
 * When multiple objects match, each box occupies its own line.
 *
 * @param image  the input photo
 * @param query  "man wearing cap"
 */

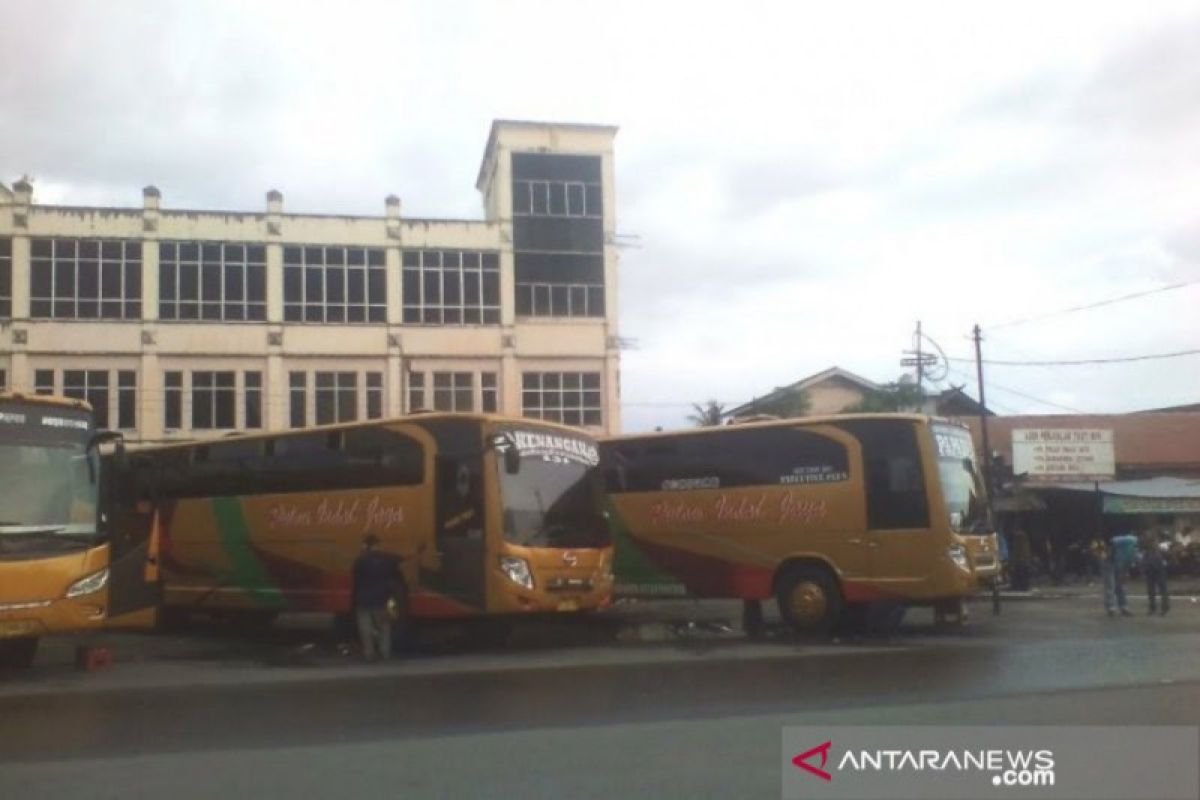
xmin=352 ymin=533 xmax=402 ymax=661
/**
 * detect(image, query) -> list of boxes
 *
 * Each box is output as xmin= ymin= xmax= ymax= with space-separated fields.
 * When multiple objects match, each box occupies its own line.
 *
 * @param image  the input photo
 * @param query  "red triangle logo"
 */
xmin=792 ymin=741 xmax=833 ymax=782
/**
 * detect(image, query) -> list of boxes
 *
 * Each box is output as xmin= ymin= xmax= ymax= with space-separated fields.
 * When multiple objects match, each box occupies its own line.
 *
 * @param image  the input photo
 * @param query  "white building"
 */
xmin=0 ymin=120 xmax=621 ymax=442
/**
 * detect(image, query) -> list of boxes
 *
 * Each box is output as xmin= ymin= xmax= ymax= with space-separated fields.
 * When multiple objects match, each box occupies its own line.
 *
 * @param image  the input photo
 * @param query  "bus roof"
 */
xmin=127 ymin=412 xmax=600 ymax=455
xmin=602 ymin=413 xmax=966 ymax=443
xmin=0 ymin=392 xmax=92 ymax=414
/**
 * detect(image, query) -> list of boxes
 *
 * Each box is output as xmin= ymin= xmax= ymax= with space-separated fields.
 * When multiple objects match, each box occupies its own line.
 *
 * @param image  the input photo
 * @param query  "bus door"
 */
xmin=428 ymin=421 xmax=487 ymax=609
xmin=843 ymin=421 xmax=935 ymax=595
xmin=104 ymin=460 xmax=162 ymax=626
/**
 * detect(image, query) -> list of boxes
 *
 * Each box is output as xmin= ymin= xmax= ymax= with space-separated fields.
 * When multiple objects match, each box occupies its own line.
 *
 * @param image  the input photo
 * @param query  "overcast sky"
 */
xmin=3 ymin=0 xmax=1198 ymax=432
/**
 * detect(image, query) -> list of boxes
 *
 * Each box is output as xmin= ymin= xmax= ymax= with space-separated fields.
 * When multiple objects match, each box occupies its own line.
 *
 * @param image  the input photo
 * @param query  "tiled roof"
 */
xmin=958 ymin=413 xmax=1200 ymax=469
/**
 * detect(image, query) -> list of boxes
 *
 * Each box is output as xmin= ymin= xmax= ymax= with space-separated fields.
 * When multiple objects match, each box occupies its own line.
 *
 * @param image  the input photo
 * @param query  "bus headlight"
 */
xmin=65 ymin=568 xmax=110 ymax=598
xmin=947 ymin=544 xmax=970 ymax=572
xmin=499 ymin=556 xmax=534 ymax=590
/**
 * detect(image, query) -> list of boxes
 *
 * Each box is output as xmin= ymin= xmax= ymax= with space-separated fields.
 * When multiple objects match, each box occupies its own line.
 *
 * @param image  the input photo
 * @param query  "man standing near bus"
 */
xmin=352 ymin=534 xmax=401 ymax=661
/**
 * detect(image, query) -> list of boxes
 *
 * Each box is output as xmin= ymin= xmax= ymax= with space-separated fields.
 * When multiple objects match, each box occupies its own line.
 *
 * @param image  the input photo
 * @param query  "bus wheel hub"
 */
xmin=788 ymin=582 xmax=827 ymax=623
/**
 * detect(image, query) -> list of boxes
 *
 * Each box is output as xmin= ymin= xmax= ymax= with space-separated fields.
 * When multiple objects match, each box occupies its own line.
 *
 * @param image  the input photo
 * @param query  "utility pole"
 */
xmin=973 ymin=323 xmax=1000 ymax=616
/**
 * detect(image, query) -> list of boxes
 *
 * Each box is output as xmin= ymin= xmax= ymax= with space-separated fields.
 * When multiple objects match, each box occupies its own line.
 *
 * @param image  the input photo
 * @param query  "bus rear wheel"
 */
xmin=0 ymin=636 xmax=39 ymax=669
xmin=776 ymin=566 xmax=842 ymax=635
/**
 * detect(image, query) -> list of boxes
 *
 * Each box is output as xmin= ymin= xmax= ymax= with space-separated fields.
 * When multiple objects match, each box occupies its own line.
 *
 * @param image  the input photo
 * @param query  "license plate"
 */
xmin=0 ymin=620 xmax=38 ymax=637
xmin=556 ymin=600 xmax=579 ymax=612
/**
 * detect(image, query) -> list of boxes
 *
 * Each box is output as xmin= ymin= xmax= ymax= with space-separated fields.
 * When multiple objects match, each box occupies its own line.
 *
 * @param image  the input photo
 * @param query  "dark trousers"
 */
xmin=1145 ymin=563 xmax=1170 ymax=613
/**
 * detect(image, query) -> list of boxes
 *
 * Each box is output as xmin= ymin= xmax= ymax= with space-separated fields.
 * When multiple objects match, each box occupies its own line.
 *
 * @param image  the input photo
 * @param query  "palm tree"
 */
xmin=687 ymin=399 xmax=727 ymax=427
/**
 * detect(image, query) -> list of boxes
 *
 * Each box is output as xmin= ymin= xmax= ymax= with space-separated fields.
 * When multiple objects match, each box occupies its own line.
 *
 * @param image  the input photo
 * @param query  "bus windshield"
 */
xmin=0 ymin=404 xmax=98 ymax=539
xmin=496 ymin=427 xmax=609 ymax=549
xmin=931 ymin=423 xmax=988 ymax=534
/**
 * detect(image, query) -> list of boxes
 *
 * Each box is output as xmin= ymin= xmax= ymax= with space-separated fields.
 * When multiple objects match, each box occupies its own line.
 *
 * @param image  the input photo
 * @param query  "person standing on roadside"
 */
xmin=1106 ymin=531 xmax=1138 ymax=617
xmin=351 ymin=533 xmax=402 ymax=661
xmin=1009 ymin=527 xmax=1032 ymax=591
xmin=1142 ymin=528 xmax=1170 ymax=616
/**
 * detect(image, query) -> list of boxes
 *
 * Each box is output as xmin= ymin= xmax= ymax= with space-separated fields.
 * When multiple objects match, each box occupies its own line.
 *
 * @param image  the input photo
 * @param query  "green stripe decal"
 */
xmin=608 ymin=498 xmax=687 ymax=597
xmin=211 ymin=496 xmax=286 ymax=610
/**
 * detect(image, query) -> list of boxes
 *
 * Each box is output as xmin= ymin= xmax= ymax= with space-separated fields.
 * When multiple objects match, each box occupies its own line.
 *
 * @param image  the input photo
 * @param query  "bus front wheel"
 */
xmin=0 ymin=636 xmax=39 ymax=669
xmin=776 ymin=566 xmax=842 ymax=635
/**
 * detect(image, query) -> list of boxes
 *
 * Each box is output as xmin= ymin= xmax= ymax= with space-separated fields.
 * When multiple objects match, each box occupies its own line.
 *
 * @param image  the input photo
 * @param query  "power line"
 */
xmin=987 ymin=278 xmax=1200 ymax=331
xmin=946 ymin=366 xmax=1085 ymax=414
xmin=946 ymin=347 xmax=1200 ymax=367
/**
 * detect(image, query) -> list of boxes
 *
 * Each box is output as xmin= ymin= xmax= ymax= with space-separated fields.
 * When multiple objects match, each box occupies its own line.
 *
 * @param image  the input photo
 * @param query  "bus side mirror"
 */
xmin=504 ymin=447 xmax=521 ymax=475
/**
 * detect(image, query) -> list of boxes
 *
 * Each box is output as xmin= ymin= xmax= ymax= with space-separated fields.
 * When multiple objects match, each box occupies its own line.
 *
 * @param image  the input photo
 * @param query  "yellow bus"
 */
xmin=0 ymin=393 xmax=159 ymax=668
xmin=602 ymin=414 xmax=999 ymax=633
xmin=114 ymin=414 xmax=613 ymax=632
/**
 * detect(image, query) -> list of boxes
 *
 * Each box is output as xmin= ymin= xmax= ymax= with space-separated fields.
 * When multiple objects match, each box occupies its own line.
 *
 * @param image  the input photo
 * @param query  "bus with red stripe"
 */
xmin=113 ymin=413 xmax=612 ymax=633
xmin=602 ymin=414 xmax=999 ymax=633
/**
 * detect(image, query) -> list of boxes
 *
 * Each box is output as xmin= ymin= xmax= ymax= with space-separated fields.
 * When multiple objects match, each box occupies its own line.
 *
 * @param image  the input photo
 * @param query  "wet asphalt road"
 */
xmin=2 ymin=597 xmax=1199 ymax=798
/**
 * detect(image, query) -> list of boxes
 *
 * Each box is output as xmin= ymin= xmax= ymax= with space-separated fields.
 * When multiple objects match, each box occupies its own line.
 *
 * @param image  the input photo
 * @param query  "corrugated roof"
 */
xmin=960 ymin=413 xmax=1200 ymax=470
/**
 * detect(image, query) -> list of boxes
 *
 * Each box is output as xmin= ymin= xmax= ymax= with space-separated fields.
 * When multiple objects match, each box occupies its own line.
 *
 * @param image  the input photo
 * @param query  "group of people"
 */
xmin=1004 ymin=525 xmax=1174 ymax=617
xmin=1092 ymin=530 xmax=1171 ymax=618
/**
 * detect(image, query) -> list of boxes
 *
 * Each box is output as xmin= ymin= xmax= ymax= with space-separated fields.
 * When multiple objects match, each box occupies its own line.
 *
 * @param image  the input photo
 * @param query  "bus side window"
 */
xmin=838 ymin=420 xmax=930 ymax=530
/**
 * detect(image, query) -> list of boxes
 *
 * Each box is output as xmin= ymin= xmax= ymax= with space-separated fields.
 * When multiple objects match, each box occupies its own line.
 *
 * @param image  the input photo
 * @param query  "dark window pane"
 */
xmin=326 ymin=247 xmax=345 ymax=266
xmin=225 ymin=244 xmax=244 ymax=262
xmin=283 ymin=246 xmax=301 ymax=264
xmin=247 ymin=245 xmax=266 ymax=264
xmin=31 ymin=261 xmax=52 ymax=297
xmin=77 ymin=300 xmax=99 ymax=318
xmin=482 ymin=272 xmax=500 ymax=306
xmin=347 ymin=248 xmax=365 ymax=266
xmin=159 ymin=262 xmax=176 ymax=300
xmin=326 ymin=268 xmax=345 ymax=303
xmin=247 ymin=265 xmax=265 ymax=302
xmin=463 ymin=271 xmax=480 ymax=305
xmin=225 ymin=264 xmax=244 ymax=301
xmin=101 ymin=262 xmax=121 ymax=297
xmin=327 ymin=305 xmax=345 ymax=323
xmin=305 ymin=247 xmax=323 ymax=264
xmin=125 ymin=262 xmax=142 ymax=298
xmin=180 ymin=243 xmax=199 ymax=261
xmin=402 ymin=270 xmax=419 ymax=307
xmin=179 ymin=302 xmax=198 ymax=320
xmin=367 ymin=249 xmax=384 ymax=267
xmin=55 ymin=261 xmax=75 ymax=296
xmin=367 ymin=269 xmax=385 ymax=302
xmin=283 ymin=266 xmax=302 ymax=302
xmin=549 ymin=182 xmax=567 ymax=215
xmin=585 ymin=184 xmax=602 ymax=216
xmin=367 ymin=306 xmax=385 ymax=323
xmin=202 ymin=264 xmax=221 ymax=302
xmin=78 ymin=261 xmax=99 ymax=298
xmin=347 ymin=305 xmax=366 ymax=323
xmin=180 ymin=264 xmax=199 ymax=301
xmin=305 ymin=268 xmax=323 ymax=302
xmin=202 ymin=244 xmax=222 ymax=262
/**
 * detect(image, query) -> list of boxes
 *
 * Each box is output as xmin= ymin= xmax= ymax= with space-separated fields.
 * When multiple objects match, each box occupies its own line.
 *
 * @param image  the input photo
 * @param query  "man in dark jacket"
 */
xmin=1143 ymin=529 xmax=1170 ymax=616
xmin=352 ymin=534 xmax=401 ymax=661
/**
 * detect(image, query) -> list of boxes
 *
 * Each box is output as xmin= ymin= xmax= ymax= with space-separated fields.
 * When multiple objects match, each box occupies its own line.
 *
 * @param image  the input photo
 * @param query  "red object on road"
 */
xmin=75 ymin=646 xmax=113 ymax=671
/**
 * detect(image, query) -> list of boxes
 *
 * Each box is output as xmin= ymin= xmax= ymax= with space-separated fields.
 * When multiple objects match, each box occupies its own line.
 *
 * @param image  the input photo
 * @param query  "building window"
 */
xmin=315 ymin=371 xmax=357 ymax=425
xmin=401 ymin=250 xmax=501 ymax=325
xmin=513 ymin=179 xmax=602 ymax=218
xmin=192 ymin=371 xmax=236 ymax=430
xmin=521 ymin=372 xmax=602 ymax=427
xmin=515 ymin=281 xmax=604 ymax=318
xmin=159 ymin=242 xmax=266 ymax=322
xmin=366 ymin=372 xmax=383 ymax=420
xmin=117 ymin=371 xmax=137 ymax=430
xmin=481 ymin=373 xmax=498 ymax=413
xmin=34 ymin=370 xmax=55 ymax=396
xmin=0 ymin=238 xmax=11 ymax=318
xmin=29 ymin=238 xmax=142 ymax=320
xmin=245 ymin=371 xmax=263 ymax=429
xmin=289 ymin=371 xmax=307 ymax=428
xmin=407 ymin=372 xmax=425 ymax=412
xmin=0 ymin=369 xmax=6 ymax=392
xmin=283 ymin=245 xmax=386 ymax=324
xmin=165 ymin=371 xmax=183 ymax=430
xmin=63 ymin=370 xmax=110 ymax=429
xmin=432 ymin=372 xmax=474 ymax=412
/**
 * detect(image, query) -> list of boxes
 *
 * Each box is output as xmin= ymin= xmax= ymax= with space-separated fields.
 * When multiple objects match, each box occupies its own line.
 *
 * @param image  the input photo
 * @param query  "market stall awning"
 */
xmin=1036 ymin=476 xmax=1200 ymax=514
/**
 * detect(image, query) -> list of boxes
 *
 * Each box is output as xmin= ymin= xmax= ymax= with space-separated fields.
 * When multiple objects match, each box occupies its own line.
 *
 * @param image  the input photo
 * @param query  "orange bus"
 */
xmin=0 ymin=393 xmax=159 ymax=668
xmin=602 ymin=414 xmax=999 ymax=633
xmin=114 ymin=413 xmax=612 ymax=633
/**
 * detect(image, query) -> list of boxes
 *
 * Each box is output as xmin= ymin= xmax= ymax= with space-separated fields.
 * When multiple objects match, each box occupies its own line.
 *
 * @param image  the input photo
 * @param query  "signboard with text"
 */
xmin=1012 ymin=429 xmax=1115 ymax=482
